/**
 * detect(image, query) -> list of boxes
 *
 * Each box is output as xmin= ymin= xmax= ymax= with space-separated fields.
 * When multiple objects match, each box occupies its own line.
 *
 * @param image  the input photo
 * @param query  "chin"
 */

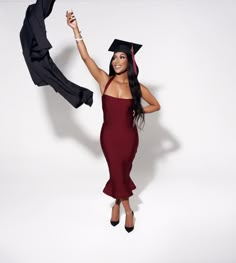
xmin=114 ymin=69 xmax=127 ymax=75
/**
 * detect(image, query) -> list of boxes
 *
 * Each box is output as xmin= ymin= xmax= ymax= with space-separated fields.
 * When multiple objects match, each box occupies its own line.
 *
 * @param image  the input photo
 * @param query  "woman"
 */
xmin=66 ymin=10 xmax=160 ymax=233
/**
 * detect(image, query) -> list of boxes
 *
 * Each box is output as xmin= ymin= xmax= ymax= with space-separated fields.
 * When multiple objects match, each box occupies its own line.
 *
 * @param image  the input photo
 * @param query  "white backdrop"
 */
xmin=0 ymin=0 xmax=235 ymax=263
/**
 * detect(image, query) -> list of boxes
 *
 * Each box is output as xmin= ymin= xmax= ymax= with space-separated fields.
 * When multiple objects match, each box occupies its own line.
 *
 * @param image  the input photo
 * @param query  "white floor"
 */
xmin=0 ymin=146 xmax=235 ymax=263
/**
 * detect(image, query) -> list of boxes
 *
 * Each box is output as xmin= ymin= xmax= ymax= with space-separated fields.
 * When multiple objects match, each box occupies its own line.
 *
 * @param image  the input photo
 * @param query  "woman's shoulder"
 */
xmin=99 ymin=75 xmax=114 ymax=93
xmin=139 ymin=83 xmax=148 ymax=92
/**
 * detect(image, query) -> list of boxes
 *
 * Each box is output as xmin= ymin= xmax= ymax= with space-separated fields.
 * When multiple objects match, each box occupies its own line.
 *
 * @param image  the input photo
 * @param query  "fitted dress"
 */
xmin=100 ymin=77 xmax=139 ymax=199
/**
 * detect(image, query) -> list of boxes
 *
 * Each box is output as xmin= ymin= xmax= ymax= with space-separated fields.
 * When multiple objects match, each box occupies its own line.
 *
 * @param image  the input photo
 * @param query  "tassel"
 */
xmin=131 ymin=44 xmax=137 ymax=75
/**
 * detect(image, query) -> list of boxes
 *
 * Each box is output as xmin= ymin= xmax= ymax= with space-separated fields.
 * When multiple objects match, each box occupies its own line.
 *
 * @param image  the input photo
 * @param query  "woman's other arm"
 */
xmin=140 ymin=84 xmax=161 ymax=113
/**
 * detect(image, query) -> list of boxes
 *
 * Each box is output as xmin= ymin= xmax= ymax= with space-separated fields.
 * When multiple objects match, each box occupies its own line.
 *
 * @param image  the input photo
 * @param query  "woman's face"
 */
xmin=111 ymin=52 xmax=128 ymax=74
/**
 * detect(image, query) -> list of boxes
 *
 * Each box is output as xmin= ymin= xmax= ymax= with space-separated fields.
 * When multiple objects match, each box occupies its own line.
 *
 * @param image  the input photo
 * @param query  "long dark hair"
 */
xmin=109 ymin=52 xmax=145 ymax=129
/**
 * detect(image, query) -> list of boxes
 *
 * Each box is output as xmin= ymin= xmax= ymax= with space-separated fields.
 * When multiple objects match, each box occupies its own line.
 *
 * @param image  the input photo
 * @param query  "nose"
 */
xmin=113 ymin=57 xmax=121 ymax=64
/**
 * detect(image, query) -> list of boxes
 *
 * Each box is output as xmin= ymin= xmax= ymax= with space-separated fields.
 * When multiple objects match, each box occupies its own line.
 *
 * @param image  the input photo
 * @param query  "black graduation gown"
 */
xmin=20 ymin=0 xmax=93 ymax=108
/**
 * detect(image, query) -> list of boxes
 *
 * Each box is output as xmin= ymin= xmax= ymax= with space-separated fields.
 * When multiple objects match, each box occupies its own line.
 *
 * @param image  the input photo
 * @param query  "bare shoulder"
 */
xmin=98 ymin=70 xmax=110 ymax=86
xmin=99 ymin=75 xmax=113 ymax=94
xmin=140 ymin=83 xmax=153 ymax=96
xmin=139 ymin=82 xmax=160 ymax=106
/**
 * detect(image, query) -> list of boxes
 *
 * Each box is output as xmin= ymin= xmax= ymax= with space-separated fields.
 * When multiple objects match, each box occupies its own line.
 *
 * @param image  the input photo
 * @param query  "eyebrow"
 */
xmin=113 ymin=53 xmax=126 ymax=58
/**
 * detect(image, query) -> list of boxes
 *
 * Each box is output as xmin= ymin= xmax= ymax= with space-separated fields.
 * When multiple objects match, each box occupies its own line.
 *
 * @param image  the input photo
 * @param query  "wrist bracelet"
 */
xmin=74 ymin=30 xmax=83 ymax=42
xmin=75 ymin=37 xmax=83 ymax=42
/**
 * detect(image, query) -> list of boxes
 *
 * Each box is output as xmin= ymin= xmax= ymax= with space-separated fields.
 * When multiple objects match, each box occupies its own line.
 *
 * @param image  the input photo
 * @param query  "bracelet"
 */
xmin=75 ymin=37 xmax=83 ymax=42
xmin=74 ymin=31 xmax=83 ymax=42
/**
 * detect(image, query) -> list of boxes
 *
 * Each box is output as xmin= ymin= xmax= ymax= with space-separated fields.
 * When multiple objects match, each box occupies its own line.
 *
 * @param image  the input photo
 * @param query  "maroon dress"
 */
xmin=100 ymin=77 xmax=139 ymax=199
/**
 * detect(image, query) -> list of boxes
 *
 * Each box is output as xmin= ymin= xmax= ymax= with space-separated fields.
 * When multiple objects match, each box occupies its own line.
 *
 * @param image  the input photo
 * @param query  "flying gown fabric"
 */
xmin=100 ymin=77 xmax=139 ymax=199
xmin=19 ymin=0 xmax=93 ymax=108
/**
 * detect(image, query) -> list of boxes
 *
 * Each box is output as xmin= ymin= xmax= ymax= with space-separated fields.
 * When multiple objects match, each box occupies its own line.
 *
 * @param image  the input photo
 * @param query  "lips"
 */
xmin=113 ymin=64 xmax=125 ymax=73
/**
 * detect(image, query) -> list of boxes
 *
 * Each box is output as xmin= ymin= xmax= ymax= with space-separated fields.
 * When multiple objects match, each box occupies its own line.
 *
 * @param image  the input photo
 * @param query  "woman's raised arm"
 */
xmin=66 ymin=10 xmax=109 ymax=90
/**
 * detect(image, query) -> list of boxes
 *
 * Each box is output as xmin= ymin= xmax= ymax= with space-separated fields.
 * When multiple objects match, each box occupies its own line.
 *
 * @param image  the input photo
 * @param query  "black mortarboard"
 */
xmin=108 ymin=39 xmax=142 ymax=55
xmin=108 ymin=39 xmax=142 ymax=75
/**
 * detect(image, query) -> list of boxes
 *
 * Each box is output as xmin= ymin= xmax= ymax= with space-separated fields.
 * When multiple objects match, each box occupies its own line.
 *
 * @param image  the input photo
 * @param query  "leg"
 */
xmin=111 ymin=199 xmax=121 ymax=223
xmin=121 ymin=198 xmax=134 ymax=229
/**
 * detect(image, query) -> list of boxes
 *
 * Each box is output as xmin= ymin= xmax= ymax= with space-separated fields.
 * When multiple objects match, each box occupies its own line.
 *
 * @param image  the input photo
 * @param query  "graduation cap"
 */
xmin=108 ymin=39 xmax=142 ymax=75
xmin=108 ymin=39 xmax=142 ymax=54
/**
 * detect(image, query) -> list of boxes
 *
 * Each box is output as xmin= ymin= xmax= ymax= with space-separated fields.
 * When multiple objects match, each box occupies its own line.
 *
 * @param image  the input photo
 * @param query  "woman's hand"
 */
xmin=66 ymin=10 xmax=78 ymax=29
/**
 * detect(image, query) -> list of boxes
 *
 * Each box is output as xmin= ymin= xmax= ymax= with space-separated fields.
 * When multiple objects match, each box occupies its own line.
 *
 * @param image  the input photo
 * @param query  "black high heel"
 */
xmin=110 ymin=219 xmax=119 ymax=226
xmin=125 ymin=211 xmax=134 ymax=233
xmin=110 ymin=205 xmax=120 ymax=226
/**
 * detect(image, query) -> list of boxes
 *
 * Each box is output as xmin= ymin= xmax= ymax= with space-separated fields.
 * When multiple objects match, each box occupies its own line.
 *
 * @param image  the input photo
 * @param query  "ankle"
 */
xmin=125 ymin=210 xmax=133 ymax=215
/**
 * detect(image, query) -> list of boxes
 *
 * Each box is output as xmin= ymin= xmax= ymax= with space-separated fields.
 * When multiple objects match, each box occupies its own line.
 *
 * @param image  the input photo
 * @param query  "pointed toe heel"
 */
xmin=125 ymin=211 xmax=134 ymax=233
xmin=110 ymin=204 xmax=120 ymax=227
xmin=125 ymin=225 xmax=134 ymax=233
xmin=110 ymin=220 xmax=119 ymax=226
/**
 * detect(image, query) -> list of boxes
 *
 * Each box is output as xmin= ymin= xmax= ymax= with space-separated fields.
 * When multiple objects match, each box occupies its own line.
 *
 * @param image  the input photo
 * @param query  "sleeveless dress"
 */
xmin=100 ymin=77 xmax=139 ymax=199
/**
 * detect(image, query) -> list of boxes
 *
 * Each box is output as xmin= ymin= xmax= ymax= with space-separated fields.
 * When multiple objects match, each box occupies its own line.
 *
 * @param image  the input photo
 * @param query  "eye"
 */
xmin=120 ymin=55 xmax=126 ymax=59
